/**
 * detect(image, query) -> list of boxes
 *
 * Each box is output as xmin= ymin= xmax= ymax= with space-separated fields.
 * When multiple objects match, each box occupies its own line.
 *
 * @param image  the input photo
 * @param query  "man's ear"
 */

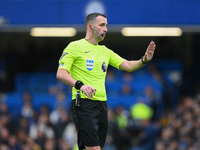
xmin=88 ymin=23 xmax=93 ymax=30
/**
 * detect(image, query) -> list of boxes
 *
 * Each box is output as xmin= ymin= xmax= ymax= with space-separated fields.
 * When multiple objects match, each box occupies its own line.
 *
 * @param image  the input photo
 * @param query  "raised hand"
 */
xmin=144 ymin=41 xmax=156 ymax=63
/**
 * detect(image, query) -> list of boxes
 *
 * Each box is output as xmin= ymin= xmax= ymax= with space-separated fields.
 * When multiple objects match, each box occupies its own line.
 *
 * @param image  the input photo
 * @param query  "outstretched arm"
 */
xmin=119 ymin=41 xmax=156 ymax=72
xmin=56 ymin=69 xmax=96 ymax=98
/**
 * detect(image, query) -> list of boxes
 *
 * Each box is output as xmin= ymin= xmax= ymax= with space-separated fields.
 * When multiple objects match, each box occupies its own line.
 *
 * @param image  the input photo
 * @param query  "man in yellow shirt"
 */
xmin=57 ymin=13 xmax=156 ymax=150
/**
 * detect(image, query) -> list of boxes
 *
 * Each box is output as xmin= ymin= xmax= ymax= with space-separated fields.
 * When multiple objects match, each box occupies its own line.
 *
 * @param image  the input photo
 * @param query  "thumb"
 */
xmin=144 ymin=52 xmax=148 ymax=59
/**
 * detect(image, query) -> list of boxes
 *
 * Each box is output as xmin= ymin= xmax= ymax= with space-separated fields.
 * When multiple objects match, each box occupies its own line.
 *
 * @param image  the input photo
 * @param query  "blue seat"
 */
xmin=5 ymin=92 xmax=23 ymax=114
xmin=107 ymin=95 xmax=139 ymax=110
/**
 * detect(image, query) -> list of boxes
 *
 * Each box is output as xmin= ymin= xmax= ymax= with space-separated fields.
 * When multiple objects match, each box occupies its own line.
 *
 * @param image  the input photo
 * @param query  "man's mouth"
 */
xmin=101 ymin=33 xmax=106 ymax=37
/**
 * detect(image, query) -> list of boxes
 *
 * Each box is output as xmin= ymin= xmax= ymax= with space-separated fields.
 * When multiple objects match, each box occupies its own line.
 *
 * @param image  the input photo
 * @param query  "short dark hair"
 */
xmin=85 ymin=13 xmax=107 ymax=27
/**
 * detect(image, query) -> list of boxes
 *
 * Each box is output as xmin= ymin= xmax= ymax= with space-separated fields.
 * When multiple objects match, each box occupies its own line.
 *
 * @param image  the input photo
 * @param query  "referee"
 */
xmin=56 ymin=13 xmax=156 ymax=150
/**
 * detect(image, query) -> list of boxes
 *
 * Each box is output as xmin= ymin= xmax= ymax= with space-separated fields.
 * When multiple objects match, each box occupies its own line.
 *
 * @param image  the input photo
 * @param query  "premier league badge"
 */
xmin=86 ymin=59 xmax=94 ymax=71
xmin=101 ymin=62 xmax=106 ymax=72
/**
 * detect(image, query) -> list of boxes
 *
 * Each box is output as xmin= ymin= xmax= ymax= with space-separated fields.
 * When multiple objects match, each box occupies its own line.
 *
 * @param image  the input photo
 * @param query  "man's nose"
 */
xmin=104 ymin=26 xmax=108 ymax=32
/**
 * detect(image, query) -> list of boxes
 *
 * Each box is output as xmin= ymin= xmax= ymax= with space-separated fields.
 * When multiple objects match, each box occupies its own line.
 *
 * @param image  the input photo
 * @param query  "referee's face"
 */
xmin=93 ymin=16 xmax=108 ymax=42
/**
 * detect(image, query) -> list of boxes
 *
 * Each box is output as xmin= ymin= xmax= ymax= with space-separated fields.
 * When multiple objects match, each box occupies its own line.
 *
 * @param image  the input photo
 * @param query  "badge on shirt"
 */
xmin=101 ymin=62 xmax=107 ymax=72
xmin=86 ymin=59 xmax=94 ymax=71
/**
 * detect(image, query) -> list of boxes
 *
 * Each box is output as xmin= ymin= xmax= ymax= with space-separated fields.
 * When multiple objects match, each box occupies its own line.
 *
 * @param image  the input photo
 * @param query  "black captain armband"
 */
xmin=141 ymin=56 xmax=148 ymax=64
xmin=75 ymin=80 xmax=84 ymax=90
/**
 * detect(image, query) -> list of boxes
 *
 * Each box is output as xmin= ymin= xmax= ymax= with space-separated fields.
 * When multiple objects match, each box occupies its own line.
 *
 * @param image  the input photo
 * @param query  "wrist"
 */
xmin=75 ymin=80 xmax=84 ymax=90
xmin=141 ymin=56 xmax=148 ymax=64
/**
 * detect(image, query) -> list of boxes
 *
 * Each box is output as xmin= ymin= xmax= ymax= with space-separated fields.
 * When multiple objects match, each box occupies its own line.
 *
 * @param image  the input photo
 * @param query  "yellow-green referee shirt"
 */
xmin=58 ymin=39 xmax=125 ymax=101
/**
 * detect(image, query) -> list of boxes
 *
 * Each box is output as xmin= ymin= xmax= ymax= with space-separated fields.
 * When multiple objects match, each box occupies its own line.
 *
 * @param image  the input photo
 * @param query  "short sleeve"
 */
xmin=108 ymin=49 xmax=126 ymax=70
xmin=58 ymin=42 xmax=79 ymax=72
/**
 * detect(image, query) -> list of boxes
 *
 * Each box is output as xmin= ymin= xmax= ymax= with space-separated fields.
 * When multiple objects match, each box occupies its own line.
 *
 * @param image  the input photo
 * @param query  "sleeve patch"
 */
xmin=59 ymin=63 xmax=64 ymax=67
xmin=59 ymin=52 xmax=68 ymax=60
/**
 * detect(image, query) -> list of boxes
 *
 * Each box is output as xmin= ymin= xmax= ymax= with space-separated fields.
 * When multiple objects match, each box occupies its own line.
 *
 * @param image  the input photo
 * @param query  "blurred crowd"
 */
xmin=155 ymin=94 xmax=200 ymax=150
xmin=1 ymin=90 xmax=200 ymax=150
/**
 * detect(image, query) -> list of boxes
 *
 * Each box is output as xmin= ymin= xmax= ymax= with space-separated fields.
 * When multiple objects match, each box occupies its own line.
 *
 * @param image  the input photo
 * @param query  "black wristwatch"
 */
xmin=141 ymin=56 xmax=148 ymax=64
xmin=75 ymin=80 xmax=84 ymax=90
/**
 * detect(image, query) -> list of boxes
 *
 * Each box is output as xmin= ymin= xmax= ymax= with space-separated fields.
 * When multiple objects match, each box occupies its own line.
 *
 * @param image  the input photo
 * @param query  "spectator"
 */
xmin=54 ymin=91 xmax=68 ymax=110
xmin=26 ymin=137 xmax=41 ymax=150
xmin=8 ymin=135 xmax=21 ymax=150
xmin=115 ymin=106 xmax=128 ymax=130
xmin=0 ymin=127 xmax=10 ymax=145
xmin=0 ymin=143 xmax=9 ymax=150
xmin=62 ymin=121 xmax=77 ymax=149
xmin=39 ymin=105 xmax=50 ymax=116
xmin=58 ymin=138 xmax=72 ymax=150
xmin=53 ymin=108 xmax=70 ymax=139
xmin=21 ymin=92 xmax=34 ymax=119
xmin=130 ymin=100 xmax=153 ymax=121
xmin=44 ymin=138 xmax=55 ymax=150
xmin=104 ymin=108 xmax=120 ymax=150
xmin=29 ymin=113 xmax=55 ymax=142
xmin=106 ymin=69 xmax=116 ymax=82
xmin=21 ymin=144 xmax=32 ymax=150
xmin=123 ymin=72 xmax=133 ymax=83
xmin=16 ymin=129 xmax=27 ymax=148
xmin=0 ymin=113 xmax=14 ymax=133
xmin=158 ymin=126 xmax=176 ymax=147
xmin=144 ymin=86 xmax=163 ymax=121
xmin=17 ymin=116 xmax=29 ymax=134
xmin=0 ymin=101 xmax=8 ymax=115
xmin=50 ymin=106 xmax=65 ymax=125
xmin=137 ymin=119 xmax=160 ymax=150
xmin=114 ymin=106 xmax=130 ymax=150
xmin=121 ymin=84 xmax=132 ymax=95
xmin=155 ymin=142 xmax=166 ymax=150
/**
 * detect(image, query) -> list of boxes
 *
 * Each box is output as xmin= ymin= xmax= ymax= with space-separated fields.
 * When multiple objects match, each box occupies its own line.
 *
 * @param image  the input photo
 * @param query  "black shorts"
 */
xmin=71 ymin=99 xmax=108 ymax=150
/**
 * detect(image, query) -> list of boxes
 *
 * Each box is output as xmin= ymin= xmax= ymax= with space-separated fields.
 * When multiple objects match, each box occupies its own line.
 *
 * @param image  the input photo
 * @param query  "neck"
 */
xmin=85 ymin=32 xmax=98 ymax=45
xmin=85 ymin=38 xmax=98 ymax=45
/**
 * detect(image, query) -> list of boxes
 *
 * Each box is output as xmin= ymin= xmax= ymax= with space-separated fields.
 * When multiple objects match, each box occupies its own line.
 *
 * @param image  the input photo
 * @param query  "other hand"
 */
xmin=80 ymin=85 xmax=96 ymax=98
